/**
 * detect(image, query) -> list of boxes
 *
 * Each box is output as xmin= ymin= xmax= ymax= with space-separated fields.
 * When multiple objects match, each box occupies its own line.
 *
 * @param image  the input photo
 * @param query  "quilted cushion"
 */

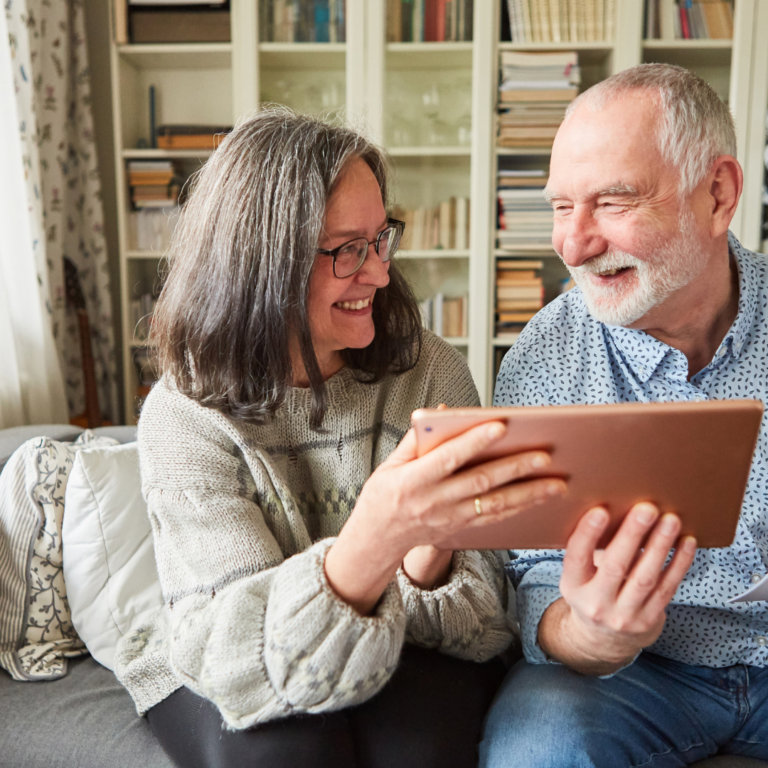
xmin=63 ymin=442 xmax=163 ymax=670
xmin=0 ymin=432 xmax=119 ymax=680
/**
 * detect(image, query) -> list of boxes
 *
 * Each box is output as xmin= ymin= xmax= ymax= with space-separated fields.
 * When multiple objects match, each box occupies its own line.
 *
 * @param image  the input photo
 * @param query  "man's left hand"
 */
xmin=539 ymin=503 xmax=697 ymax=675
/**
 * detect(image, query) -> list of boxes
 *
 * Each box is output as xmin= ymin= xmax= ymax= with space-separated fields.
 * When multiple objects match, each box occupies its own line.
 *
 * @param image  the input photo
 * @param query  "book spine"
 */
xmin=679 ymin=2 xmax=691 ymax=39
xmin=114 ymin=0 xmax=128 ymax=43
xmin=387 ymin=0 xmax=398 ymax=41
xmin=549 ymin=0 xmax=561 ymax=41
xmin=414 ymin=0 xmax=424 ymax=41
xmin=568 ymin=0 xmax=578 ymax=40
xmin=316 ymin=0 xmax=330 ymax=42
xmin=506 ymin=0 xmax=518 ymax=41
xmin=337 ymin=0 xmax=346 ymax=42
xmin=402 ymin=0 xmax=414 ymax=40
xmin=455 ymin=197 xmax=468 ymax=250
xmin=433 ymin=293 xmax=444 ymax=338
xmin=149 ymin=85 xmax=156 ymax=148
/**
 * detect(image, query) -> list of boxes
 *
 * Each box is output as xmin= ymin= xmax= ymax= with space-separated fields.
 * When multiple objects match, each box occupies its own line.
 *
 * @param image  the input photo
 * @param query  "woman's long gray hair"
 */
xmin=150 ymin=107 xmax=422 ymax=429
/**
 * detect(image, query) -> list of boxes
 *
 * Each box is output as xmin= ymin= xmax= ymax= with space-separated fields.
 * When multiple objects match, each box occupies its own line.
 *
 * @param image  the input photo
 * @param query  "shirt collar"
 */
xmin=598 ymin=231 xmax=757 ymax=383
xmin=725 ymin=231 xmax=757 ymax=360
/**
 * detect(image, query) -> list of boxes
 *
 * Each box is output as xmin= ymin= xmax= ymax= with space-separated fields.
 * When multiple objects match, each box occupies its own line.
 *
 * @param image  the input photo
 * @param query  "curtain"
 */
xmin=3 ymin=0 xmax=118 ymax=425
xmin=0 ymin=3 xmax=68 ymax=427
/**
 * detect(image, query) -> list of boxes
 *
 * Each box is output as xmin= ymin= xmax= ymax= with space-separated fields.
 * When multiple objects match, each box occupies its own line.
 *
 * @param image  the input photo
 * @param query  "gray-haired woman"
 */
xmin=114 ymin=108 xmax=565 ymax=768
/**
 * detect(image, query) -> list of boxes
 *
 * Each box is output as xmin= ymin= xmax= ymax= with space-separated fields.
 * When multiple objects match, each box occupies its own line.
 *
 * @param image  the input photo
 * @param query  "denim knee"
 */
xmin=480 ymin=661 xmax=605 ymax=768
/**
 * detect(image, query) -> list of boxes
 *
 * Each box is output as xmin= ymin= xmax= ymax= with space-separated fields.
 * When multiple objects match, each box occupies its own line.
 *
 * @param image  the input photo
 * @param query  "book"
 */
xmin=496 ymin=300 xmax=544 ymax=311
xmin=156 ymin=134 xmax=225 ymax=150
xmin=114 ymin=0 xmax=128 ymax=43
xmin=500 ymin=87 xmax=578 ymax=102
xmin=497 ymin=259 xmax=545 ymax=269
xmin=497 ymin=311 xmax=538 ymax=322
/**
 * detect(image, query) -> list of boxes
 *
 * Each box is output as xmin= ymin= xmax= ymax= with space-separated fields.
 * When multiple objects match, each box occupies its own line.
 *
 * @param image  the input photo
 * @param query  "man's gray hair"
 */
xmin=564 ymin=63 xmax=736 ymax=194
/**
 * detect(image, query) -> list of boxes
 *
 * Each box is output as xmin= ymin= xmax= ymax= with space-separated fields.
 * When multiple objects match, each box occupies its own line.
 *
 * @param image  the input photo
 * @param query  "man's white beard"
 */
xmin=561 ymin=210 xmax=705 ymax=327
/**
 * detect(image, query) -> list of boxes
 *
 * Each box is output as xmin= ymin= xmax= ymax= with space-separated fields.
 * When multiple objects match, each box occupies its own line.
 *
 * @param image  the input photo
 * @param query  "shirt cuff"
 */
xmin=515 ymin=559 xmax=566 ymax=664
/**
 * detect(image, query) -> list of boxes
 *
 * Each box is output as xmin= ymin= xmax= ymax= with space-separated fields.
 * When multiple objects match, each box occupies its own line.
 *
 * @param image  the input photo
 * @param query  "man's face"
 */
xmin=546 ymin=93 xmax=707 ymax=327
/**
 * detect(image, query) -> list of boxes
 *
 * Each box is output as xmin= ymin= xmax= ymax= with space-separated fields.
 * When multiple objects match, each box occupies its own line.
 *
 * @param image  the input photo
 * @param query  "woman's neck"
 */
xmin=290 ymin=348 xmax=345 ymax=387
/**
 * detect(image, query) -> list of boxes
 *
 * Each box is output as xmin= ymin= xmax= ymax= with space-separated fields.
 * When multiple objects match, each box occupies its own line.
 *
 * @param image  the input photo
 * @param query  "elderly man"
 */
xmin=481 ymin=63 xmax=768 ymax=766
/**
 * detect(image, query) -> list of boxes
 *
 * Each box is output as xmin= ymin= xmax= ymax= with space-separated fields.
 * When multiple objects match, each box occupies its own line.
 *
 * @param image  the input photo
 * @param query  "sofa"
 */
xmin=0 ymin=424 xmax=766 ymax=768
xmin=0 ymin=424 xmax=173 ymax=768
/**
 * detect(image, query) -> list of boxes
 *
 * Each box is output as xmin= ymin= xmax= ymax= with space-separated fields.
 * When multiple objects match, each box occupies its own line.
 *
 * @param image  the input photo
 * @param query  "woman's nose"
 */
xmin=356 ymin=242 xmax=390 ymax=286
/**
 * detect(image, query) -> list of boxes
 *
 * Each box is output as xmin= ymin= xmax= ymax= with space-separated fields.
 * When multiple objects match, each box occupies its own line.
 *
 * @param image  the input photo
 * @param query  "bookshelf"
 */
xmin=109 ymin=0 xmax=768 ymax=422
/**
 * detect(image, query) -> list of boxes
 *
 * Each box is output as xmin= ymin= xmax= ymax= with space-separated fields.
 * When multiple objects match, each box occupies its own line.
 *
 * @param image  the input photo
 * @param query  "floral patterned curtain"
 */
xmin=6 ymin=0 xmax=117 ymax=423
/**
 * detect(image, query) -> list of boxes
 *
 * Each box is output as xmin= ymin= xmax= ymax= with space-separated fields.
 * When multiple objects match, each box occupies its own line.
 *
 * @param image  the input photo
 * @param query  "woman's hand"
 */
xmin=324 ymin=420 xmax=566 ymax=614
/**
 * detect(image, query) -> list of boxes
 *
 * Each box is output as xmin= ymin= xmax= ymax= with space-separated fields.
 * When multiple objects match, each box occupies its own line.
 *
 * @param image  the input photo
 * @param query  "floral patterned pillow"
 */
xmin=0 ymin=432 xmax=118 ymax=681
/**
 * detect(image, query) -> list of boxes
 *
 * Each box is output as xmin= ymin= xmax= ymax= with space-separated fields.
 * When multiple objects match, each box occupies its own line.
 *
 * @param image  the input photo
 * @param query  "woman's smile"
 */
xmin=332 ymin=295 xmax=374 ymax=313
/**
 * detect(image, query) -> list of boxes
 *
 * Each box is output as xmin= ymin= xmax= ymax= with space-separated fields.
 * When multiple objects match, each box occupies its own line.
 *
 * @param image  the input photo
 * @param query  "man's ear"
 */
xmin=705 ymin=154 xmax=743 ymax=239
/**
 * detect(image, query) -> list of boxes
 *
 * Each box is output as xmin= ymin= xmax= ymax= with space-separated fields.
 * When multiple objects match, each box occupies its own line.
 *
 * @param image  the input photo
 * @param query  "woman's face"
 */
xmin=307 ymin=157 xmax=391 ymax=375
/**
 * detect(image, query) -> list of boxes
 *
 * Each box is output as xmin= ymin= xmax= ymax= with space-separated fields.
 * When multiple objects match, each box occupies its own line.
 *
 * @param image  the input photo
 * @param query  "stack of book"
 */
xmin=498 ymin=51 xmax=580 ymax=149
xmin=495 ymin=259 xmax=544 ymax=337
xmin=130 ymin=292 xmax=159 ymax=344
xmin=645 ymin=0 xmax=733 ymax=39
xmin=505 ymin=0 xmax=616 ymax=42
xmin=128 ymin=161 xmax=179 ymax=209
xmin=497 ymin=188 xmax=553 ymax=249
xmin=420 ymin=293 xmax=468 ymax=338
xmin=394 ymin=197 xmax=470 ymax=251
xmin=387 ymin=0 xmax=474 ymax=42
xmin=259 ymin=0 xmax=347 ymax=42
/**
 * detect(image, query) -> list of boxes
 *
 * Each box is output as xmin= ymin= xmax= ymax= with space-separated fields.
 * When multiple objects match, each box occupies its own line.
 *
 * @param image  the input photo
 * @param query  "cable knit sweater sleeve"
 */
xmin=115 ymin=387 xmax=406 ymax=730
xmin=394 ymin=338 xmax=513 ymax=662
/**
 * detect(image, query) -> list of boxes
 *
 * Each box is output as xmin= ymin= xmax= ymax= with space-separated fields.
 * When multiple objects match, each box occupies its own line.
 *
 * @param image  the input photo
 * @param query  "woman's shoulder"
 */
xmin=138 ymin=376 xmax=239 ymax=454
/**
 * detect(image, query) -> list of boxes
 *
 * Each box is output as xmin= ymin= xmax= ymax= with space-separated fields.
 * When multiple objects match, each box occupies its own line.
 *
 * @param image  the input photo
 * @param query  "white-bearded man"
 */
xmin=481 ymin=63 xmax=768 ymax=767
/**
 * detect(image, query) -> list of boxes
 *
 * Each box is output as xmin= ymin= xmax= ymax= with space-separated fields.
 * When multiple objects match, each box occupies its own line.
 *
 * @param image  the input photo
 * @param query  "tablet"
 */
xmin=411 ymin=400 xmax=763 ymax=550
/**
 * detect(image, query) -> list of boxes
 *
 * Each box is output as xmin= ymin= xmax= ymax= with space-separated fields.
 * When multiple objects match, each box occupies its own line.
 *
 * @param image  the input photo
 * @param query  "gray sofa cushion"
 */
xmin=0 ymin=425 xmax=137 ymax=474
xmin=0 ymin=654 xmax=172 ymax=768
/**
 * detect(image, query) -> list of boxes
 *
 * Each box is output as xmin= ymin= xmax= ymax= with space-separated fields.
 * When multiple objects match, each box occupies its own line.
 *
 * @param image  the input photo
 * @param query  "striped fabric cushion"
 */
xmin=0 ymin=432 xmax=118 ymax=681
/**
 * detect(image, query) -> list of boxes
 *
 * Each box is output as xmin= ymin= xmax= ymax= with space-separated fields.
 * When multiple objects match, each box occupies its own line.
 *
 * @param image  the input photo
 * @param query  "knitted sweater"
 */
xmin=114 ymin=332 xmax=513 ymax=730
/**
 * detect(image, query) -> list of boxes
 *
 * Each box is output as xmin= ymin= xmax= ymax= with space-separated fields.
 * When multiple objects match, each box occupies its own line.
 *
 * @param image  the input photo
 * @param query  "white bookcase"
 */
xmin=109 ymin=0 xmax=768 ymax=422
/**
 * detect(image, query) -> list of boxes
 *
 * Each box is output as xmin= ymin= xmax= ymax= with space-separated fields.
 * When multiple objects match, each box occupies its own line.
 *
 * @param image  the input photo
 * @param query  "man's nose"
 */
xmin=557 ymin=206 xmax=608 ymax=268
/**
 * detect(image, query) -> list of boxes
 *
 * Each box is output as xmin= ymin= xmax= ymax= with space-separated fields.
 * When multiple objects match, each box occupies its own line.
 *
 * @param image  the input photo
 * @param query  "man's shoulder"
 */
xmin=514 ymin=288 xmax=603 ymax=357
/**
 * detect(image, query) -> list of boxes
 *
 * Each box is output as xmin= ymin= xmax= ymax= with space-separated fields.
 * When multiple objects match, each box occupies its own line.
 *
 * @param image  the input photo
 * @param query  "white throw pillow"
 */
xmin=62 ymin=442 xmax=163 ymax=670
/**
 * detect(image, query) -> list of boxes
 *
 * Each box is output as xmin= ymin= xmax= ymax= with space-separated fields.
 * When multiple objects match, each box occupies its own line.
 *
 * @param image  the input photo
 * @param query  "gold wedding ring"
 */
xmin=474 ymin=497 xmax=483 ymax=516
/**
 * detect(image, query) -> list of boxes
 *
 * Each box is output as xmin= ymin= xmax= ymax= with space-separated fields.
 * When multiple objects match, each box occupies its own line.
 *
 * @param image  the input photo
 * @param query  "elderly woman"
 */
xmin=114 ymin=109 xmax=565 ymax=768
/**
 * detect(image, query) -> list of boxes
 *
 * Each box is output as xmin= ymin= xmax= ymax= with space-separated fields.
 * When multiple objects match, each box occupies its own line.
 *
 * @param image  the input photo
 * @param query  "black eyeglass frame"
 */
xmin=316 ymin=218 xmax=406 ymax=279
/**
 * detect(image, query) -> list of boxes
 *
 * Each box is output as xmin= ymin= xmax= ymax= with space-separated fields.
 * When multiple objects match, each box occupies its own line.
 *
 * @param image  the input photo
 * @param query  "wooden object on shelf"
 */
xmin=129 ymin=8 xmax=231 ymax=43
xmin=64 ymin=258 xmax=110 ymax=429
xmin=155 ymin=124 xmax=232 ymax=150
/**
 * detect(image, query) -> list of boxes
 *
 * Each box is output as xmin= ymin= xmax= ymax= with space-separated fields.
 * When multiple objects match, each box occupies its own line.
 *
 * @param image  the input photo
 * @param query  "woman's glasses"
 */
xmin=317 ymin=218 xmax=405 ymax=278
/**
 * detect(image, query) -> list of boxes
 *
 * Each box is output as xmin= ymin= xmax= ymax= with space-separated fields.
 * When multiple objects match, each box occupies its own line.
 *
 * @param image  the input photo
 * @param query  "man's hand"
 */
xmin=538 ymin=503 xmax=697 ymax=676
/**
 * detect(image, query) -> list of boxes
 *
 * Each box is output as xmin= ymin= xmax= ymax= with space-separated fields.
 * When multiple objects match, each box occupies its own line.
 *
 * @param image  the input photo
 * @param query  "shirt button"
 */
xmin=694 ymin=394 xmax=705 ymax=402
xmin=717 ymin=348 xmax=725 ymax=358
xmin=757 ymin=636 xmax=768 ymax=647
xmin=752 ymin=573 xmax=763 ymax=584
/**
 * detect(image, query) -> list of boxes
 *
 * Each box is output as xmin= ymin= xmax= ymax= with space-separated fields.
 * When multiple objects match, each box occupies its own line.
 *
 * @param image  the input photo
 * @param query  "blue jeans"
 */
xmin=480 ymin=652 xmax=768 ymax=767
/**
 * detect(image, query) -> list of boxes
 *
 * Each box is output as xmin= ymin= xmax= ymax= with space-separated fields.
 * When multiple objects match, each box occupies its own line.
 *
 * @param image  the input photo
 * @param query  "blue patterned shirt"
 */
xmin=495 ymin=233 xmax=768 ymax=668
